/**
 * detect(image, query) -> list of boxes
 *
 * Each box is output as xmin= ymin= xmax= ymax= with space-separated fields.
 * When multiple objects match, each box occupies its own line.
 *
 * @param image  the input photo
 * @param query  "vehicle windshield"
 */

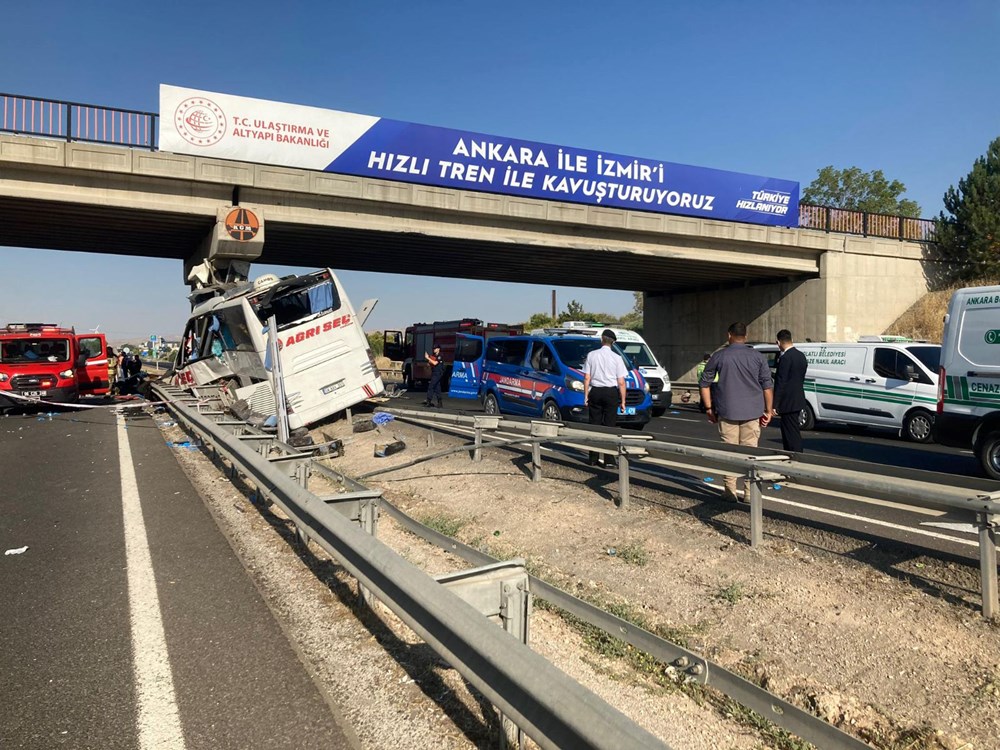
xmin=552 ymin=338 xmax=633 ymax=369
xmin=618 ymin=342 xmax=657 ymax=368
xmin=251 ymin=279 xmax=342 ymax=330
xmin=908 ymin=345 xmax=941 ymax=373
xmin=0 ymin=337 xmax=71 ymax=363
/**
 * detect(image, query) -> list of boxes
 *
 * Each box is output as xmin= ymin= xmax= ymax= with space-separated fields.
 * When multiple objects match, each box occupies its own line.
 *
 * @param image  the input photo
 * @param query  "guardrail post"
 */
xmin=978 ymin=513 xmax=998 ymax=619
xmin=473 ymin=416 xmax=500 ymax=462
xmin=617 ymin=451 xmax=630 ymax=509
xmin=528 ymin=421 xmax=559 ymax=482
xmin=748 ymin=469 xmax=764 ymax=548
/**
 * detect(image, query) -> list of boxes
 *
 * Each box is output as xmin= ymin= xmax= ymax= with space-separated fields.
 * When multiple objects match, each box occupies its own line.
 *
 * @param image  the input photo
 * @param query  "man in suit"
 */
xmin=773 ymin=329 xmax=808 ymax=453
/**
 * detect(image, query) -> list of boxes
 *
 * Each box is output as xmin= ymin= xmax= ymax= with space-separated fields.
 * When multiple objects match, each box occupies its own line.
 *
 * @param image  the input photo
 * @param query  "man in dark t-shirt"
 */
xmin=423 ymin=345 xmax=445 ymax=408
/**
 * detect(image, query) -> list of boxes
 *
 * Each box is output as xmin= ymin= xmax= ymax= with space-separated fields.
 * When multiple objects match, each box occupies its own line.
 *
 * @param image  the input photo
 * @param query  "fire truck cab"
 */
xmin=0 ymin=323 xmax=110 ymax=411
xmin=383 ymin=319 xmax=524 ymax=390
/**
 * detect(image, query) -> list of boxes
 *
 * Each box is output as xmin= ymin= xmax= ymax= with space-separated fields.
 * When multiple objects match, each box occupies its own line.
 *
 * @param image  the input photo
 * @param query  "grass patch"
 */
xmin=610 ymin=540 xmax=650 ymax=567
xmin=714 ymin=582 xmax=746 ymax=605
xmin=416 ymin=512 xmax=467 ymax=538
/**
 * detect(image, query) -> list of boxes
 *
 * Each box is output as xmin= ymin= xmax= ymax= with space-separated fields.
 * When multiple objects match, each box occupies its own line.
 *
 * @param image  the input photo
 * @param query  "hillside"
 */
xmin=884 ymin=277 xmax=999 ymax=343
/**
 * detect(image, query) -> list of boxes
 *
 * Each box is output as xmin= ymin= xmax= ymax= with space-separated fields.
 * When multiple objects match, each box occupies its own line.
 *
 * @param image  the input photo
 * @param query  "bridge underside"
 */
xmin=0 ymin=194 xmax=815 ymax=293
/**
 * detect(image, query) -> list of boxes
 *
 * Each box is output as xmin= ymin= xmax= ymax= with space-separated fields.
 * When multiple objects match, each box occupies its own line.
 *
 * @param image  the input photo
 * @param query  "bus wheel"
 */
xmin=979 ymin=432 xmax=1000 ymax=480
xmin=902 ymin=409 xmax=934 ymax=443
xmin=542 ymin=400 xmax=561 ymax=422
xmin=798 ymin=404 xmax=816 ymax=431
xmin=483 ymin=392 xmax=500 ymax=416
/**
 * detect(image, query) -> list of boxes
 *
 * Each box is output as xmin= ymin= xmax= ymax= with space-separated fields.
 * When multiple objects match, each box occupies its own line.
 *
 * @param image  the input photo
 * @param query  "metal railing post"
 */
xmin=531 ymin=441 xmax=542 ymax=482
xmin=978 ymin=513 xmax=998 ymax=619
xmin=748 ymin=470 xmax=764 ymax=548
xmin=474 ymin=424 xmax=483 ymax=462
xmin=618 ymin=448 xmax=630 ymax=509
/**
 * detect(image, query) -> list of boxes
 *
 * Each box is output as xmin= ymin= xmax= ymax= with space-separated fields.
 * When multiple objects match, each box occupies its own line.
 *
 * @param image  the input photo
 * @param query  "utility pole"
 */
xmin=551 ymin=289 xmax=556 ymax=320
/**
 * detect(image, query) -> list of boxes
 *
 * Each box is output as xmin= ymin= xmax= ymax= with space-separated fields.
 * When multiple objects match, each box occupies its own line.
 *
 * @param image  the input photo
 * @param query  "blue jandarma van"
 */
xmin=448 ymin=332 xmax=653 ymax=426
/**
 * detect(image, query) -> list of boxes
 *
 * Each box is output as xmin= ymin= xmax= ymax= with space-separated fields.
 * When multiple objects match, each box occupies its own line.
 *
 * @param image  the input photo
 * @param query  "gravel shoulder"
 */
xmin=158 ymin=403 xmax=1000 ymax=750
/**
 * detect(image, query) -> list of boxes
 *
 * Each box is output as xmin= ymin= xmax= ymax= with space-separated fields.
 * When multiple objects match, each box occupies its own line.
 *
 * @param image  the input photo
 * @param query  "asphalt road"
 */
xmin=0 ymin=405 xmax=358 ymax=750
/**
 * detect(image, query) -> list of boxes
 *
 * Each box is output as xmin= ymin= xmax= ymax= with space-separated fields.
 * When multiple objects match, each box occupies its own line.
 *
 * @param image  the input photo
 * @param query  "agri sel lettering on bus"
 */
xmin=283 ymin=314 xmax=353 ymax=348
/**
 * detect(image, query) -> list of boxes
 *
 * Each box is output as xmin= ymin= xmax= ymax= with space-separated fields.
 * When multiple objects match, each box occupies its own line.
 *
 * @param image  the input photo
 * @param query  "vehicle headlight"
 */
xmin=0 ymin=373 xmax=8 ymax=382
xmin=643 ymin=380 xmax=650 ymax=393
xmin=59 ymin=369 xmax=75 ymax=378
xmin=565 ymin=377 xmax=585 ymax=392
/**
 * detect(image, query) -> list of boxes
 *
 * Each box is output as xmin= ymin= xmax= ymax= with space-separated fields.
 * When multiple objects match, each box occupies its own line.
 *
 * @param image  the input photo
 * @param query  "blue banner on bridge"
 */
xmin=329 ymin=120 xmax=799 ymax=227
xmin=160 ymin=85 xmax=799 ymax=227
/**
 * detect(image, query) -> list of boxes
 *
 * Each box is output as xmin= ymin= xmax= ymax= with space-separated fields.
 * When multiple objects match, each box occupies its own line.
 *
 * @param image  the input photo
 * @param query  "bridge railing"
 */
xmin=799 ymin=202 xmax=936 ymax=242
xmin=1 ymin=91 xmax=937 ymax=239
xmin=0 ymin=93 xmax=157 ymax=149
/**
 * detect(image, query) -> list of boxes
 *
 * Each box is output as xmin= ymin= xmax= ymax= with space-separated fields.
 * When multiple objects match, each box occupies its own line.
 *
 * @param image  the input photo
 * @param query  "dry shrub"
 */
xmin=885 ymin=276 xmax=1000 ymax=343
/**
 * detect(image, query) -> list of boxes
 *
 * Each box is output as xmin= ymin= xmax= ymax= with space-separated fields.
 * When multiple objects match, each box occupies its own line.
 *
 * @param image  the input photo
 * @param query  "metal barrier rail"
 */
xmin=0 ymin=92 xmax=157 ymax=149
xmin=151 ymin=383 xmax=668 ymax=750
xmin=369 ymin=491 xmax=873 ymax=750
xmin=799 ymin=202 xmax=936 ymax=241
xmin=378 ymin=407 xmax=1000 ymax=618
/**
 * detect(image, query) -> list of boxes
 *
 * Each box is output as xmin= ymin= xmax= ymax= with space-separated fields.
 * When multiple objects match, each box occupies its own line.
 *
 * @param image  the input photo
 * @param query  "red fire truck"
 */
xmin=0 ymin=323 xmax=111 ymax=411
xmin=384 ymin=319 xmax=524 ymax=390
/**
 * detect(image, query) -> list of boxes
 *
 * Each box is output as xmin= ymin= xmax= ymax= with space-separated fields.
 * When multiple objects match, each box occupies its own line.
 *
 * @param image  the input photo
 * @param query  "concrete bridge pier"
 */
xmin=646 ymin=234 xmax=945 ymax=383
xmin=183 ymin=204 xmax=265 ymax=298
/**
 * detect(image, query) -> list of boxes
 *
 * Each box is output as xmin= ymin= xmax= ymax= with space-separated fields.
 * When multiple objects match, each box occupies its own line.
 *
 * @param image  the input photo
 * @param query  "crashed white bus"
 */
xmin=172 ymin=268 xmax=383 ymax=432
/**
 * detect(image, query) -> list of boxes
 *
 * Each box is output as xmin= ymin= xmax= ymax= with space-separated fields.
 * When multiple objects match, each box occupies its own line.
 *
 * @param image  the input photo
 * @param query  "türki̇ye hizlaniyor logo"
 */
xmin=175 ymin=97 xmax=226 ymax=146
xmin=225 ymin=208 xmax=260 ymax=242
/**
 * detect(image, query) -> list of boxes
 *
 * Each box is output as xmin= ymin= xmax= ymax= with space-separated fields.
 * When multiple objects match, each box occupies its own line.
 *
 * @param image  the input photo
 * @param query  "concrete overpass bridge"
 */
xmin=0 ymin=121 xmax=941 ymax=381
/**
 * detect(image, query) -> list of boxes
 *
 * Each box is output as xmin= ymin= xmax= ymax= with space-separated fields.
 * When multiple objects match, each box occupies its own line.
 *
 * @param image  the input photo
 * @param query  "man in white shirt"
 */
xmin=583 ymin=329 xmax=627 ymax=467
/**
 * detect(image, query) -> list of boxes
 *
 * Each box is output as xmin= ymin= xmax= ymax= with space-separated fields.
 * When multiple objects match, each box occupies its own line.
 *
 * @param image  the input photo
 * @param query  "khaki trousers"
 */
xmin=718 ymin=417 xmax=761 ymax=495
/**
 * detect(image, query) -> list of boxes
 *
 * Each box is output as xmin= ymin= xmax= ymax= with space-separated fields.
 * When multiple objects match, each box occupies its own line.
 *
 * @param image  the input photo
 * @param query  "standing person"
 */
xmin=423 ymin=345 xmax=445 ymax=408
xmin=583 ymin=329 xmax=628 ymax=467
xmin=696 ymin=351 xmax=713 ymax=412
xmin=107 ymin=346 xmax=117 ymax=389
xmin=698 ymin=322 xmax=774 ymax=502
xmin=773 ymin=329 xmax=808 ymax=453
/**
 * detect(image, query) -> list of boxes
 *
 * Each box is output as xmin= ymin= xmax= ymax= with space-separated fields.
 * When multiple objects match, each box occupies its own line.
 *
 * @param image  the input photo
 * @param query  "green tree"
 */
xmin=366 ymin=331 xmax=384 ymax=357
xmin=802 ymin=166 xmax=920 ymax=217
xmin=525 ymin=312 xmax=556 ymax=330
xmin=935 ymin=137 xmax=1000 ymax=280
xmin=560 ymin=299 xmax=587 ymax=321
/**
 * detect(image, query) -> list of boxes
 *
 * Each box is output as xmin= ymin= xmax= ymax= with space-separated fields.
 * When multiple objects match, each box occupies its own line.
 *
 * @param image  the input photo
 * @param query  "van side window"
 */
xmin=502 ymin=340 xmax=529 ymax=366
xmin=77 ymin=337 xmax=103 ymax=359
xmin=874 ymin=347 xmax=930 ymax=382
xmin=486 ymin=340 xmax=504 ymax=363
xmin=532 ymin=343 xmax=558 ymax=374
xmin=455 ymin=337 xmax=483 ymax=363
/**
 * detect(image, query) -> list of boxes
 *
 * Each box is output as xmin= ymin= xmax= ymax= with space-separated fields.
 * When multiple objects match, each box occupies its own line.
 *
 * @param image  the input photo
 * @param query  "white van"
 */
xmin=531 ymin=323 xmax=673 ymax=416
xmin=933 ymin=285 xmax=1000 ymax=479
xmin=754 ymin=339 xmax=941 ymax=442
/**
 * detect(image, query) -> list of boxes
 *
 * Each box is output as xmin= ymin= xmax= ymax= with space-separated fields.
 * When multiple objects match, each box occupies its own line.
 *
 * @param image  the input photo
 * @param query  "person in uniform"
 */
xmin=583 ymin=329 xmax=627 ymax=467
xmin=423 ymin=345 xmax=445 ymax=408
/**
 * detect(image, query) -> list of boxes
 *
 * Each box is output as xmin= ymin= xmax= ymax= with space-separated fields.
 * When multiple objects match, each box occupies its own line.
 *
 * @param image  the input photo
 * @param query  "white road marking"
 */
xmin=118 ymin=412 xmax=186 ymax=749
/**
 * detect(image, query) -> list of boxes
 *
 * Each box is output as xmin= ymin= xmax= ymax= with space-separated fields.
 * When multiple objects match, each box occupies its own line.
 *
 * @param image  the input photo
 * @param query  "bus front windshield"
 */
xmin=252 ymin=279 xmax=341 ymax=330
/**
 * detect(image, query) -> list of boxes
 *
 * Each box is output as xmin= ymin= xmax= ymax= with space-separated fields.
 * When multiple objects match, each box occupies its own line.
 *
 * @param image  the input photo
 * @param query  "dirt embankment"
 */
xmin=164 ymin=405 xmax=1000 ymax=749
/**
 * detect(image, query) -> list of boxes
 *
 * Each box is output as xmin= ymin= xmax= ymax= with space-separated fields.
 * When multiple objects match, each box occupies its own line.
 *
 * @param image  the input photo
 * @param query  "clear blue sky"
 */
xmin=2 ymin=1 xmax=997 ymax=343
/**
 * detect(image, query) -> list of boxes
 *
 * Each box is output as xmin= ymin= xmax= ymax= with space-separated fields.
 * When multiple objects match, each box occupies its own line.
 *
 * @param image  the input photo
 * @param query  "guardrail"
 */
xmin=151 ymin=382 xmax=669 ymax=750
xmin=149 ymin=381 xmax=956 ymax=748
xmin=377 ymin=407 xmax=1000 ymax=619
xmin=0 ymin=92 xmax=157 ymax=149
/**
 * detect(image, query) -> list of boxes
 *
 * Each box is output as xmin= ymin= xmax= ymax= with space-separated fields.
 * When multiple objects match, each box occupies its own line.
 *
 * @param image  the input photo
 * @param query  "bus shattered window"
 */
xmin=252 ymin=278 xmax=341 ymax=331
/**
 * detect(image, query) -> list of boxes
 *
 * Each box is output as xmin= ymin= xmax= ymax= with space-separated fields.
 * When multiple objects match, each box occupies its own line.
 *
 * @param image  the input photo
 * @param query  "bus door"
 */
xmin=448 ymin=334 xmax=485 ymax=399
xmin=75 ymin=334 xmax=110 ymax=396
